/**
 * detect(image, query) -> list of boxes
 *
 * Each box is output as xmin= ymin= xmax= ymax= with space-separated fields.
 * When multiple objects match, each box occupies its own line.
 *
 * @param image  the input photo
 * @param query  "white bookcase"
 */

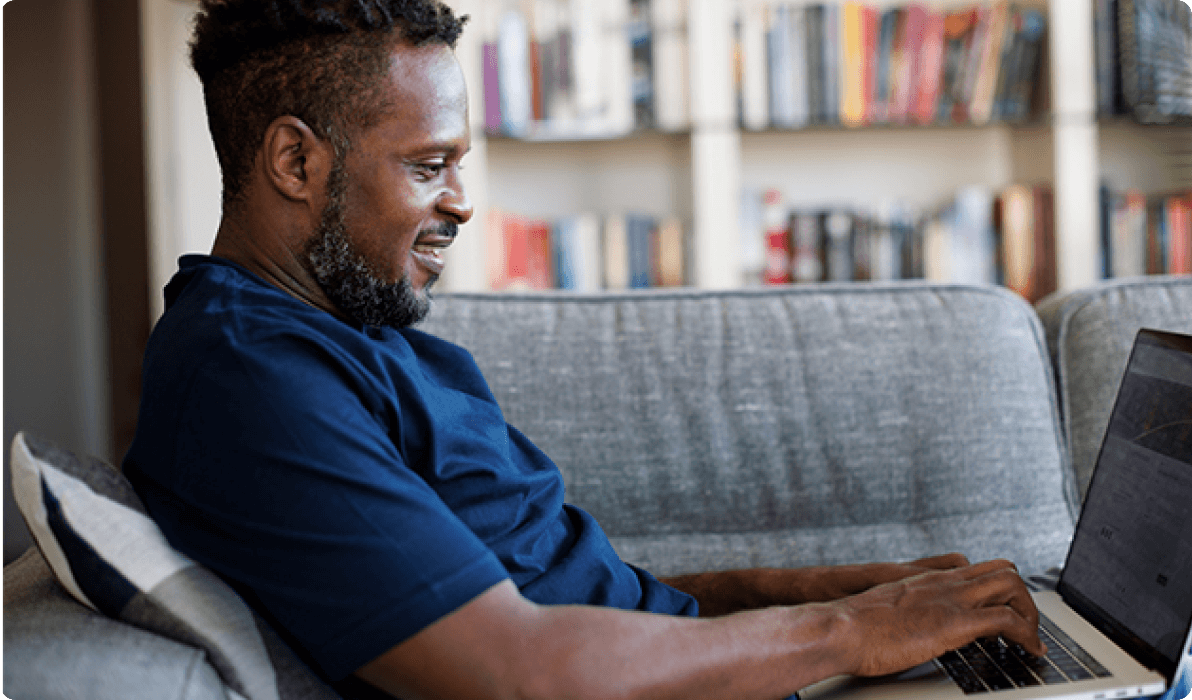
xmin=139 ymin=0 xmax=1189 ymax=304
xmin=441 ymin=0 xmax=1190 ymax=295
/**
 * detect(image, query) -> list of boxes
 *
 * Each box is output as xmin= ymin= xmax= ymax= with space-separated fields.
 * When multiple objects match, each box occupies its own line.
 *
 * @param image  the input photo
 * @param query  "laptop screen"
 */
xmin=1058 ymin=329 xmax=1192 ymax=678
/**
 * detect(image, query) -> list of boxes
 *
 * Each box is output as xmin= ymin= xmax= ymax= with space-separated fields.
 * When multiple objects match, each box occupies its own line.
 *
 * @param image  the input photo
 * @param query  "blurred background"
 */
xmin=4 ymin=0 xmax=1190 ymax=562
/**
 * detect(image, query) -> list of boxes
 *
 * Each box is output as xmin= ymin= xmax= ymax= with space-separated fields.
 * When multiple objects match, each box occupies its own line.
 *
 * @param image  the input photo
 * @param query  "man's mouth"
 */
xmin=410 ymin=224 xmax=458 ymax=277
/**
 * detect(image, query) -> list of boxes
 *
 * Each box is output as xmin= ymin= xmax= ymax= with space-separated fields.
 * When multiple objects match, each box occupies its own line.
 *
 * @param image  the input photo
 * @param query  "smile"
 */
xmin=411 ymin=232 xmax=454 ymax=276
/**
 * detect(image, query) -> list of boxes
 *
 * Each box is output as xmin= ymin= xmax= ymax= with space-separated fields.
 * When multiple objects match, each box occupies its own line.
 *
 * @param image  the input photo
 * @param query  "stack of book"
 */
xmin=736 ymin=0 xmax=1046 ymax=130
xmin=1100 ymin=186 xmax=1192 ymax=276
xmin=486 ymin=209 xmax=688 ymax=291
xmin=482 ymin=0 xmax=689 ymax=139
xmin=742 ymin=183 xmax=1067 ymax=303
xmin=743 ymin=188 xmax=925 ymax=285
xmin=1096 ymin=0 xmax=1192 ymax=122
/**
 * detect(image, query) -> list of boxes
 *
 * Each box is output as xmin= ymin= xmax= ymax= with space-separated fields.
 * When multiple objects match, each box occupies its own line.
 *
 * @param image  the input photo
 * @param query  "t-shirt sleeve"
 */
xmin=134 ymin=329 xmax=510 ymax=681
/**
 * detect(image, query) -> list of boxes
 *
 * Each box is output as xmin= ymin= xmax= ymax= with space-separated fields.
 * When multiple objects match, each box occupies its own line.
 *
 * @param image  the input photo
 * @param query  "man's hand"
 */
xmin=829 ymin=558 xmax=1046 ymax=678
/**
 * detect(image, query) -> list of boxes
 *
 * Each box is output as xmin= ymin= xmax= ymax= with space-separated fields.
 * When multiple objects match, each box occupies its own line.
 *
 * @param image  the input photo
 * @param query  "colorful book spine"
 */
xmin=911 ymin=9 xmax=946 ymax=125
xmin=762 ymin=189 xmax=791 ymax=284
xmin=841 ymin=1 xmax=867 ymax=126
xmin=1167 ymin=195 xmax=1192 ymax=274
xmin=483 ymin=41 xmax=503 ymax=133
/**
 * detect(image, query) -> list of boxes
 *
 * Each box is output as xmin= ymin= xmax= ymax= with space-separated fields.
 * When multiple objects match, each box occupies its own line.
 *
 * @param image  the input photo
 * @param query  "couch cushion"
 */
xmin=4 ymin=547 xmax=229 ymax=700
xmin=8 ymin=432 xmax=338 ymax=700
xmin=420 ymin=282 xmax=1075 ymax=576
xmin=1036 ymin=275 xmax=1192 ymax=502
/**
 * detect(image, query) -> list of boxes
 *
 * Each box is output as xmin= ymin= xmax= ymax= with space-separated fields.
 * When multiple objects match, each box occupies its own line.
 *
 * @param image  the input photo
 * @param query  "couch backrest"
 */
xmin=1037 ymin=274 xmax=1192 ymax=503
xmin=420 ymin=282 xmax=1075 ymax=576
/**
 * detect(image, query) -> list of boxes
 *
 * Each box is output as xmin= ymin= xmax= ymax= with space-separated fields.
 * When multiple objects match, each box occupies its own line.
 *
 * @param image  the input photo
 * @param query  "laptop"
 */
xmin=802 ymin=328 xmax=1192 ymax=700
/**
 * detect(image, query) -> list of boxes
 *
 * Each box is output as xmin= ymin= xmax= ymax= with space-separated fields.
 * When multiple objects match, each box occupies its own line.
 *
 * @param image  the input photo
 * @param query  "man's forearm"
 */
xmin=662 ymin=553 xmax=973 ymax=616
xmin=357 ymin=580 xmax=853 ymax=700
xmin=357 ymin=559 xmax=1043 ymax=700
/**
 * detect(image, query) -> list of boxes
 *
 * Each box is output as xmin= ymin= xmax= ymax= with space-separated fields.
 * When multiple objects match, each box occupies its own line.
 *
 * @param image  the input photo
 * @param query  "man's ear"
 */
xmin=259 ymin=115 xmax=334 ymax=202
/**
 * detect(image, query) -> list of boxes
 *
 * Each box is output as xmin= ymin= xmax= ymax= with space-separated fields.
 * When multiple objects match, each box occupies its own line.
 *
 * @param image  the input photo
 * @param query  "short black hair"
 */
xmin=190 ymin=0 xmax=468 ymax=208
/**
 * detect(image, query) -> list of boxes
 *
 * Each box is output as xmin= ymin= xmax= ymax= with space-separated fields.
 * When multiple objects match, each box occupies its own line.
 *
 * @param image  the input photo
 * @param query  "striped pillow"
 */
xmin=9 ymin=431 xmax=338 ymax=700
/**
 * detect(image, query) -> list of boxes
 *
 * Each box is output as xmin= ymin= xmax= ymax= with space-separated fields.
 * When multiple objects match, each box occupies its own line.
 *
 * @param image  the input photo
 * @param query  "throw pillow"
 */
xmin=9 ymin=431 xmax=339 ymax=700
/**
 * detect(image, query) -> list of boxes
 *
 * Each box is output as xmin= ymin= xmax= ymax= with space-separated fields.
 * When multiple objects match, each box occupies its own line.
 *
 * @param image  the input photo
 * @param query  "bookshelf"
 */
xmin=138 ymin=1 xmax=1187 ymax=303
xmin=440 ymin=0 xmax=1190 ymax=296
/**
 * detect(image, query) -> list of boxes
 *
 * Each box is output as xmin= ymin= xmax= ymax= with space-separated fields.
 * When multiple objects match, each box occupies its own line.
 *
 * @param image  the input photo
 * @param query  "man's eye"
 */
xmin=416 ymin=162 xmax=446 ymax=177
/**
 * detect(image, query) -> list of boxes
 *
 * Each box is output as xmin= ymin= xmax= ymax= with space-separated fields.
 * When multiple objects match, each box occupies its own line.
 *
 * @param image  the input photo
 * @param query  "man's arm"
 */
xmin=356 ymin=558 xmax=1043 ymax=700
xmin=661 ymin=553 xmax=973 ymax=617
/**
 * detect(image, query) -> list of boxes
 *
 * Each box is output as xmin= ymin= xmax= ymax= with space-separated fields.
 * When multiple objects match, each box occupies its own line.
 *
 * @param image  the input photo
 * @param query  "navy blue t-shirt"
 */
xmin=124 ymin=255 xmax=697 ymax=685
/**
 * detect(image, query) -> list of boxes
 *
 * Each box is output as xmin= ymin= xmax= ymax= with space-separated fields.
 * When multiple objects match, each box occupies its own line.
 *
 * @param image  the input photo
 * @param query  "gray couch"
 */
xmin=6 ymin=276 xmax=1190 ymax=700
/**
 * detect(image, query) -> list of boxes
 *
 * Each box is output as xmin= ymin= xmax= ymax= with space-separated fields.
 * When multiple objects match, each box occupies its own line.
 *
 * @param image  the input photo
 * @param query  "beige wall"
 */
xmin=3 ymin=0 xmax=111 ymax=563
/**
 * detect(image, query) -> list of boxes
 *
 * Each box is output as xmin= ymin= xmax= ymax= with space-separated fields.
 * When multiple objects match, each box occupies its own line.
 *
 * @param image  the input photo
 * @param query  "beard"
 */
xmin=303 ymin=161 xmax=448 ymax=329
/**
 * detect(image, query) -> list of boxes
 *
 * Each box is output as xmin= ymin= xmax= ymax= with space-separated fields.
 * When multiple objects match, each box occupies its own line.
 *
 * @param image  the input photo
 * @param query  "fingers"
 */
xmin=909 ymin=552 xmax=971 ymax=571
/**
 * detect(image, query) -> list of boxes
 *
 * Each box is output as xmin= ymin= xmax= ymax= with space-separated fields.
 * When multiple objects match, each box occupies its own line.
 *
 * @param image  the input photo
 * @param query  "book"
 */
xmin=925 ymin=187 xmax=996 ymax=284
xmin=806 ymin=4 xmax=826 ymax=125
xmin=841 ymin=1 xmax=868 ymax=126
xmin=938 ymin=7 xmax=978 ymax=123
xmin=603 ymin=213 xmax=631 ymax=289
xmin=498 ymin=8 xmax=533 ymax=136
xmin=859 ymin=5 xmax=879 ymax=125
xmin=1000 ymin=7 xmax=1045 ymax=122
xmin=487 ymin=210 xmax=554 ymax=291
xmin=768 ymin=4 xmax=797 ymax=127
xmin=483 ymin=40 xmax=503 ymax=133
xmin=627 ymin=213 xmax=655 ymax=288
xmin=889 ymin=3 xmax=926 ymax=124
xmin=789 ymin=5 xmax=811 ymax=127
xmin=1118 ymin=0 xmax=1192 ymax=124
xmin=1110 ymin=190 xmax=1149 ymax=278
xmin=911 ymin=9 xmax=946 ymax=125
xmin=1166 ymin=194 xmax=1192 ymax=274
xmin=1032 ymin=185 xmax=1057 ymax=300
xmin=969 ymin=0 xmax=1010 ymax=125
xmin=1147 ymin=197 xmax=1168 ymax=274
xmin=553 ymin=213 xmax=604 ymax=291
xmin=1000 ymin=183 xmax=1036 ymax=299
xmin=790 ymin=210 xmax=824 ymax=282
xmin=872 ymin=7 xmax=901 ymax=124
xmin=762 ymin=189 xmax=791 ymax=284
xmin=1094 ymin=0 xmax=1122 ymax=116
xmin=526 ymin=217 xmax=556 ymax=290
xmin=955 ymin=4 xmax=991 ymax=123
xmin=823 ymin=3 xmax=841 ymax=125
xmin=654 ymin=215 xmax=686 ymax=286
xmin=628 ymin=0 xmax=654 ymax=128
xmin=823 ymin=210 xmax=855 ymax=282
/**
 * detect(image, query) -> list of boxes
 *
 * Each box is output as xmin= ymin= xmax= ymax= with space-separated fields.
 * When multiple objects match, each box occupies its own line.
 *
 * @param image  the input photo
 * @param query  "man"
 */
xmin=123 ymin=2 xmax=1046 ymax=699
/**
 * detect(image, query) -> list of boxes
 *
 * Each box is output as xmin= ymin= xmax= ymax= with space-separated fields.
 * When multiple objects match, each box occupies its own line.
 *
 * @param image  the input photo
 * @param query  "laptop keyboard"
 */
xmin=936 ymin=613 xmax=1114 ymax=694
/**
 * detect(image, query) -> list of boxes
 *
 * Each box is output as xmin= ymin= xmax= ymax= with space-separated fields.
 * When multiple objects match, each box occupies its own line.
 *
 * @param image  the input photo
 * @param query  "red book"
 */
xmin=761 ymin=189 xmax=791 ymax=285
xmin=861 ymin=5 xmax=879 ymax=125
xmin=525 ymin=218 xmax=554 ymax=289
xmin=889 ymin=3 xmax=927 ymax=123
xmin=1167 ymin=195 xmax=1192 ymax=274
xmin=530 ymin=39 xmax=544 ymax=122
xmin=912 ymin=10 xmax=945 ymax=124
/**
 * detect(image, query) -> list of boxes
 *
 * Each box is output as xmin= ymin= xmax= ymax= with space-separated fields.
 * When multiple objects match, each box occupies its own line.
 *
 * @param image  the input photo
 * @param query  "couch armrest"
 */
xmin=1037 ymin=274 xmax=1192 ymax=503
xmin=4 ymin=548 xmax=230 ymax=700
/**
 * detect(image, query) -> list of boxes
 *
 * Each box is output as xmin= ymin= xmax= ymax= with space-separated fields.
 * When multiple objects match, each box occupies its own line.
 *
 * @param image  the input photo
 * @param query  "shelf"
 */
xmin=439 ymin=0 xmax=1183 ymax=295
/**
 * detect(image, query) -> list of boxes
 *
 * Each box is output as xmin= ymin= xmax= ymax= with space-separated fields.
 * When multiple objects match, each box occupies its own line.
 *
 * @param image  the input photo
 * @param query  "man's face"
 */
xmin=304 ymin=41 xmax=472 ymax=328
